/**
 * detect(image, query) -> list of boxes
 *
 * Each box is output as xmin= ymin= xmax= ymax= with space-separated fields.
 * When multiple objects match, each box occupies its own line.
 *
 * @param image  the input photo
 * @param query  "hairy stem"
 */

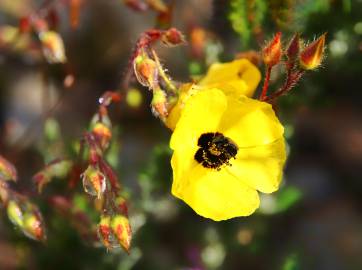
xmin=260 ymin=66 xmax=272 ymax=100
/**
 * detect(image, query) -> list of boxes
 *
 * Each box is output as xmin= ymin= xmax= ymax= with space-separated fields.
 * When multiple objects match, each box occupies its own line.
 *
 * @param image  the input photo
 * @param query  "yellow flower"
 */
xmin=198 ymin=59 xmax=261 ymax=98
xmin=166 ymin=59 xmax=261 ymax=130
xmin=170 ymin=88 xmax=286 ymax=221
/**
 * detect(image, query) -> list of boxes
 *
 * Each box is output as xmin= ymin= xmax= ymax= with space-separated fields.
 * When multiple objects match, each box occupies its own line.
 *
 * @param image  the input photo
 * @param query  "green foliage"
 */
xmin=275 ymin=186 xmax=302 ymax=213
xmin=228 ymin=0 xmax=267 ymax=47
xmin=282 ymin=253 xmax=300 ymax=270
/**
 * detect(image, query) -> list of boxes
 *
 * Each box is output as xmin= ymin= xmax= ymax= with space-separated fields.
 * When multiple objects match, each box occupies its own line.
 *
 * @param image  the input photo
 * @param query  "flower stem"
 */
xmin=151 ymin=49 xmax=177 ymax=94
xmin=263 ymin=70 xmax=305 ymax=102
xmin=260 ymin=66 xmax=272 ymax=100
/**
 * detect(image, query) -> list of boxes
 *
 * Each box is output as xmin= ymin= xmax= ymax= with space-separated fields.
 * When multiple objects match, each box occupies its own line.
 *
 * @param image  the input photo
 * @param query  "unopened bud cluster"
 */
xmin=7 ymin=200 xmax=46 ymax=241
xmin=77 ymin=92 xmax=132 ymax=252
xmin=262 ymin=32 xmax=326 ymax=71
xmin=260 ymin=32 xmax=327 ymax=101
xmin=97 ymin=212 xmax=132 ymax=252
xmin=132 ymin=28 xmax=185 ymax=122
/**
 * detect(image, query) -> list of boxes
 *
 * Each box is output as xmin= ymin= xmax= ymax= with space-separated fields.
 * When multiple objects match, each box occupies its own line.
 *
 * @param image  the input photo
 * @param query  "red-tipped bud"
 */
xmin=33 ymin=159 xmax=73 ymax=193
xmin=0 ymin=155 xmax=17 ymax=182
xmin=7 ymin=200 xmax=46 ymax=241
xmin=7 ymin=200 xmax=24 ymax=227
xmin=299 ymin=33 xmax=326 ymax=70
xmin=97 ymin=215 xmax=118 ymax=249
xmin=134 ymin=53 xmax=159 ymax=89
xmin=98 ymin=91 xmax=122 ymax=106
xmin=151 ymin=88 xmax=168 ymax=120
xmin=161 ymin=28 xmax=185 ymax=47
xmin=92 ymin=122 xmax=112 ymax=150
xmin=115 ymin=196 xmax=128 ymax=216
xmin=23 ymin=212 xmax=46 ymax=241
xmin=81 ymin=166 xmax=106 ymax=198
xmin=262 ymin=32 xmax=282 ymax=67
xmin=110 ymin=214 xmax=132 ymax=253
xmin=287 ymin=33 xmax=300 ymax=61
xmin=38 ymin=30 xmax=67 ymax=64
xmin=19 ymin=17 xmax=31 ymax=33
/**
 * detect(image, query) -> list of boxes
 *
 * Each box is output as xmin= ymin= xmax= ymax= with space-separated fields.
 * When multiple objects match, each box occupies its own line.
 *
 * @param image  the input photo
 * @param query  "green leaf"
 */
xmin=276 ymin=186 xmax=302 ymax=213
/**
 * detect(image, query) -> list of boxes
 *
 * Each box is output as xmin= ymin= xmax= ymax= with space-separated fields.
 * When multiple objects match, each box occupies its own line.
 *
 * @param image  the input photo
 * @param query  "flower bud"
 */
xmin=97 ymin=215 xmax=118 ymax=249
xmin=92 ymin=122 xmax=112 ymax=150
xmin=115 ymin=196 xmax=128 ymax=216
xmin=33 ymin=159 xmax=73 ymax=193
xmin=161 ymin=28 xmax=185 ymax=47
xmin=286 ymin=33 xmax=300 ymax=61
xmin=19 ymin=17 xmax=31 ymax=33
xmin=134 ymin=53 xmax=159 ymax=89
xmin=151 ymin=88 xmax=168 ymax=120
xmin=147 ymin=0 xmax=168 ymax=13
xmin=0 ymin=155 xmax=17 ymax=182
xmin=299 ymin=33 xmax=326 ymax=70
xmin=7 ymin=200 xmax=24 ymax=227
xmin=23 ymin=213 xmax=46 ymax=241
xmin=110 ymin=214 xmax=132 ymax=253
xmin=39 ymin=30 xmax=67 ymax=64
xmin=262 ymin=32 xmax=282 ymax=67
xmin=81 ymin=166 xmax=106 ymax=198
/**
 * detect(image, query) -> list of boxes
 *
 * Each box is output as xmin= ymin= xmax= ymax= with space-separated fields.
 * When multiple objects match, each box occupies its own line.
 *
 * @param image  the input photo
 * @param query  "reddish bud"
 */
xmin=98 ymin=91 xmax=122 ymax=106
xmin=81 ymin=166 xmax=106 ymax=198
xmin=134 ymin=53 xmax=159 ymax=88
xmin=97 ymin=215 xmax=118 ymax=249
xmin=33 ymin=159 xmax=73 ymax=193
xmin=299 ymin=33 xmax=326 ymax=70
xmin=115 ymin=196 xmax=128 ymax=216
xmin=19 ymin=17 xmax=31 ymax=33
xmin=262 ymin=32 xmax=282 ymax=67
xmin=39 ymin=30 xmax=67 ymax=64
xmin=7 ymin=200 xmax=46 ymax=242
xmin=161 ymin=28 xmax=185 ymax=47
xmin=110 ymin=214 xmax=132 ymax=253
xmin=151 ymin=88 xmax=168 ymax=120
xmin=0 ymin=155 xmax=17 ymax=182
xmin=23 ymin=213 xmax=46 ymax=241
xmin=92 ymin=122 xmax=112 ymax=150
xmin=7 ymin=200 xmax=24 ymax=227
xmin=287 ymin=33 xmax=300 ymax=61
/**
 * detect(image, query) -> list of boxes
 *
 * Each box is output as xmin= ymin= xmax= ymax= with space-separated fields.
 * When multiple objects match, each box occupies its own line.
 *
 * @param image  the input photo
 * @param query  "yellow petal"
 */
xmin=166 ymin=83 xmax=196 ymax=130
xmin=198 ymin=59 xmax=261 ymax=98
xmin=170 ymin=88 xmax=227 ymax=150
xmin=171 ymin=164 xmax=260 ymax=221
xmin=219 ymin=95 xmax=284 ymax=148
xmin=227 ymin=139 xmax=286 ymax=193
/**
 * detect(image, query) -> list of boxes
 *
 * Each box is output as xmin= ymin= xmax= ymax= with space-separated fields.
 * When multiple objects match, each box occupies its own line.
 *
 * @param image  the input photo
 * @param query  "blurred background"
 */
xmin=0 ymin=0 xmax=362 ymax=269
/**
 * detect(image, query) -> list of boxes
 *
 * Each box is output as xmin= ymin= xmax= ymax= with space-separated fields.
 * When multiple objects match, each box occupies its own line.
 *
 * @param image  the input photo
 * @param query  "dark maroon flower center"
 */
xmin=194 ymin=132 xmax=238 ymax=170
